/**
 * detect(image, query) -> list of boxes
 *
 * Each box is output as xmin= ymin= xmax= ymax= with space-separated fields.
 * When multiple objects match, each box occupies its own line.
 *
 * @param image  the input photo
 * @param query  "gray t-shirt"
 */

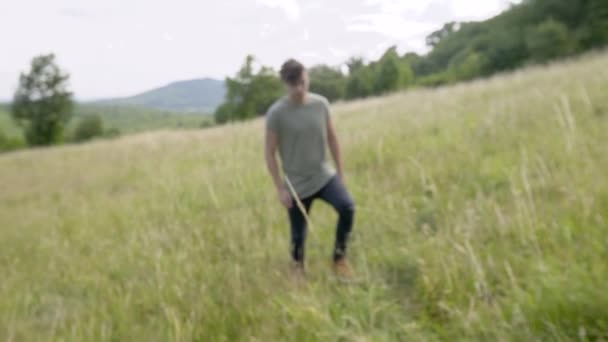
xmin=266 ymin=93 xmax=336 ymax=199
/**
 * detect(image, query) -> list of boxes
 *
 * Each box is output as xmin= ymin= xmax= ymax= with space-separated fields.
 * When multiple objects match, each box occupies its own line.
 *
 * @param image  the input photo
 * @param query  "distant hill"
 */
xmin=94 ymin=78 xmax=225 ymax=113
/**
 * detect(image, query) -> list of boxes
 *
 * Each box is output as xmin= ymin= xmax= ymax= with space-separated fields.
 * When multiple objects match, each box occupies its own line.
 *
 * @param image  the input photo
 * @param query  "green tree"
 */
xmin=581 ymin=0 xmax=608 ymax=48
xmin=372 ymin=47 xmax=414 ymax=94
xmin=426 ymin=22 xmax=461 ymax=47
xmin=214 ymin=55 xmax=283 ymax=123
xmin=11 ymin=54 xmax=74 ymax=146
xmin=345 ymin=66 xmax=374 ymax=99
xmin=526 ymin=18 xmax=574 ymax=62
xmin=73 ymin=114 xmax=104 ymax=142
xmin=249 ymin=67 xmax=284 ymax=115
xmin=308 ymin=65 xmax=346 ymax=102
xmin=398 ymin=61 xmax=414 ymax=89
xmin=402 ymin=52 xmax=422 ymax=79
xmin=373 ymin=47 xmax=402 ymax=94
xmin=449 ymin=51 xmax=490 ymax=81
xmin=214 ymin=102 xmax=234 ymax=124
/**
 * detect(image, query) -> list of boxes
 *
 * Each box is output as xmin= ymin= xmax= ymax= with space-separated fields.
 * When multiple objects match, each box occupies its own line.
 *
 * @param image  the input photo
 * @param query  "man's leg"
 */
xmin=287 ymin=197 xmax=314 ymax=263
xmin=317 ymin=176 xmax=356 ymax=261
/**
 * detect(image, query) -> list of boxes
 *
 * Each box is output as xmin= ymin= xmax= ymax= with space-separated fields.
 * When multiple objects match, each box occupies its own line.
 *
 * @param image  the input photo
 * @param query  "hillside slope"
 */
xmin=1 ymin=53 xmax=607 ymax=340
xmin=94 ymin=78 xmax=225 ymax=113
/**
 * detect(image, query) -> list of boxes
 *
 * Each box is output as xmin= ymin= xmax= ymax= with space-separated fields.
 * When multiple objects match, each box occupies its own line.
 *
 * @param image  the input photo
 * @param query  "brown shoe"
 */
xmin=290 ymin=261 xmax=306 ymax=282
xmin=332 ymin=258 xmax=354 ymax=280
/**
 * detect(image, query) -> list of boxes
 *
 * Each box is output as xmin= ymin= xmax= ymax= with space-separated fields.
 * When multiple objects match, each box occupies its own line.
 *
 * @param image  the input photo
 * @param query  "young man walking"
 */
xmin=264 ymin=59 xmax=356 ymax=279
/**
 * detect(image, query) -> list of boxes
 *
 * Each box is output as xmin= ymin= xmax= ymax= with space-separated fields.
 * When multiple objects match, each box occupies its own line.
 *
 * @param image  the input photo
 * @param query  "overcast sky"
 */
xmin=0 ymin=0 xmax=516 ymax=100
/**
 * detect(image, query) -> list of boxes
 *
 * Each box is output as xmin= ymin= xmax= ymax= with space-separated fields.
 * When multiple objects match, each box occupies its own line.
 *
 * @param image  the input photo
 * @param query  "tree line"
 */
xmin=215 ymin=0 xmax=608 ymax=123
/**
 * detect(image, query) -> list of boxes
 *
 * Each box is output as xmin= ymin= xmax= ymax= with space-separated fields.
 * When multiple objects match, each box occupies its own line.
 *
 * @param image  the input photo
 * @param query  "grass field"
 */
xmin=74 ymin=105 xmax=212 ymax=134
xmin=0 ymin=104 xmax=211 ymax=145
xmin=1 ymin=53 xmax=607 ymax=341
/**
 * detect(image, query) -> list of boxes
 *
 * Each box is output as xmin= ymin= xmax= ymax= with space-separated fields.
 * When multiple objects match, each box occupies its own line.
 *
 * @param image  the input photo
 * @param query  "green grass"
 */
xmin=0 ymin=104 xmax=212 ymax=143
xmin=72 ymin=104 xmax=213 ymax=134
xmin=1 ymin=52 xmax=607 ymax=341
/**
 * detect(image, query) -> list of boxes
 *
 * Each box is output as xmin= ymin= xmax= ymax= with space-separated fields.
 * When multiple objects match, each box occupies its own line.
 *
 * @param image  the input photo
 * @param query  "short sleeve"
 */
xmin=266 ymin=104 xmax=280 ymax=133
xmin=321 ymin=96 xmax=331 ymax=121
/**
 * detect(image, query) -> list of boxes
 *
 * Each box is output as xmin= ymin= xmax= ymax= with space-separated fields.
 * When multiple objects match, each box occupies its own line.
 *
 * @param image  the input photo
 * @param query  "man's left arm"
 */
xmin=327 ymin=111 xmax=344 ymax=181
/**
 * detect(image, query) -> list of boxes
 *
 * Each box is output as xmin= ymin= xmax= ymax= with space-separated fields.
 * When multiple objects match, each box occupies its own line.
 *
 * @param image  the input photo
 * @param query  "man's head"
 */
xmin=280 ymin=59 xmax=308 ymax=103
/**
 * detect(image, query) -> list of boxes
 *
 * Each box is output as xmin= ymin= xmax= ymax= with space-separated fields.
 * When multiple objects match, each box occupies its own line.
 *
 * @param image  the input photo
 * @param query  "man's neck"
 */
xmin=289 ymin=93 xmax=307 ymax=105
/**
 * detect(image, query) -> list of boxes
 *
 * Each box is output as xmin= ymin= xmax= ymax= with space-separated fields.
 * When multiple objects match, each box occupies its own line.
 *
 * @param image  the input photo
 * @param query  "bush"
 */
xmin=73 ymin=115 xmax=104 ymax=142
xmin=0 ymin=129 xmax=25 ymax=153
xmin=527 ymin=19 xmax=575 ymax=63
xmin=416 ymin=72 xmax=454 ymax=87
xmin=450 ymin=52 xmax=490 ymax=81
xmin=103 ymin=127 xmax=121 ymax=139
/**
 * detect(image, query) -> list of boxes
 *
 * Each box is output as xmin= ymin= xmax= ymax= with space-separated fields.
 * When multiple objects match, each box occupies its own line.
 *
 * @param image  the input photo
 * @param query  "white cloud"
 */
xmin=348 ymin=13 xmax=436 ymax=40
xmin=58 ymin=8 xmax=91 ymax=18
xmin=329 ymin=47 xmax=348 ymax=59
xmin=303 ymin=30 xmax=310 ymax=41
xmin=256 ymin=0 xmax=301 ymax=21
xmin=451 ymin=0 xmax=516 ymax=20
xmin=301 ymin=51 xmax=321 ymax=58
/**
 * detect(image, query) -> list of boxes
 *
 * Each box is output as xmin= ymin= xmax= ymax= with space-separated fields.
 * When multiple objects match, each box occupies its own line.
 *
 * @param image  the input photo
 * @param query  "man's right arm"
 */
xmin=265 ymin=129 xmax=283 ymax=190
xmin=265 ymin=128 xmax=292 ymax=208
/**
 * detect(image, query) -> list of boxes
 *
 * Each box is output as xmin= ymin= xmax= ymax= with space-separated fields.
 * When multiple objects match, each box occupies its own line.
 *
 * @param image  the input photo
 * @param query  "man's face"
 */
xmin=287 ymin=71 xmax=309 ymax=102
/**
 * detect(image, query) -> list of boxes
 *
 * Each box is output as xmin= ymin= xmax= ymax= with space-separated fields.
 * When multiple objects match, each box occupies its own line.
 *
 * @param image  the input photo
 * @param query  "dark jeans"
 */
xmin=288 ymin=176 xmax=355 ymax=263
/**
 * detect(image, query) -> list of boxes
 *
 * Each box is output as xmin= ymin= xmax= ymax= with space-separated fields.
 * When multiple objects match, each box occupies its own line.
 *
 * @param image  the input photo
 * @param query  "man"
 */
xmin=264 ymin=59 xmax=355 ymax=279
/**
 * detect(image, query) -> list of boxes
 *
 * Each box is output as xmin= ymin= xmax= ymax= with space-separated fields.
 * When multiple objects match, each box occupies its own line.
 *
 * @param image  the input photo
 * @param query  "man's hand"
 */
xmin=278 ymin=186 xmax=293 ymax=208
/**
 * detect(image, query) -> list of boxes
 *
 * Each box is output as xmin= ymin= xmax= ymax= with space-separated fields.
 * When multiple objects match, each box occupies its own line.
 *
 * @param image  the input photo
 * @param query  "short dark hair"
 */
xmin=280 ymin=59 xmax=305 ymax=85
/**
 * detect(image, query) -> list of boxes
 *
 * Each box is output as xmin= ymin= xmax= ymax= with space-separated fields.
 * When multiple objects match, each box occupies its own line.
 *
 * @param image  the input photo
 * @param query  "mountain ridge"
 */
xmin=93 ymin=78 xmax=225 ymax=113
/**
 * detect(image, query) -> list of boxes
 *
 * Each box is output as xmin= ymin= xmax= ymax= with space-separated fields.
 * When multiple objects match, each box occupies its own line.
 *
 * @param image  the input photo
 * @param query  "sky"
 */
xmin=0 ymin=0 xmax=516 ymax=100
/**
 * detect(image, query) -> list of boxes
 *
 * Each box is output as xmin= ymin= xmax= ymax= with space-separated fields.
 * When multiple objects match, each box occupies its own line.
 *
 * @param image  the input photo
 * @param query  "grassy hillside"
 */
xmin=0 ymin=53 xmax=607 ymax=340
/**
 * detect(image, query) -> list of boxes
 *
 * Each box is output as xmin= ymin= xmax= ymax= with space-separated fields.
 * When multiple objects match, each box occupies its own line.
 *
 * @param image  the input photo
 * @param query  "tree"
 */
xmin=249 ymin=66 xmax=284 ymax=115
xmin=73 ymin=114 xmax=104 ymax=142
xmin=526 ymin=18 xmax=574 ymax=62
xmin=373 ymin=46 xmax=412 ymax=94
xmin=480 ymin=28 xmax=529 ymax=72
xmin=214 ymin=102 xmax=234 ymax=124
xmin=581 ymin=0 xmax=608 ymax=48
xmin=448 ymin=50 xmax=490 ymax=81
xmin=345 ymin=66 xmax=374 ymax=99
xmin=426 ymin=22 xmax=461 ymax=48
xmin=398 ymin=61 xmax=414 ymax=89
xmin=308 ymin=65 xmax=346 ymax=102
xmin=346 ymin=57 xmax=366 ymax=74
xmin=11 ymin=54 xmax=74 ymax=146
xmin=214 ymin=55 xmax=283 ymax=123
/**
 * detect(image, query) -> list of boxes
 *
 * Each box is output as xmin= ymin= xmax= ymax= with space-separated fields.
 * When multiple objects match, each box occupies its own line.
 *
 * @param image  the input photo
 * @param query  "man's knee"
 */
xmin=338 ymin=200 xmax=355 ymax=217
